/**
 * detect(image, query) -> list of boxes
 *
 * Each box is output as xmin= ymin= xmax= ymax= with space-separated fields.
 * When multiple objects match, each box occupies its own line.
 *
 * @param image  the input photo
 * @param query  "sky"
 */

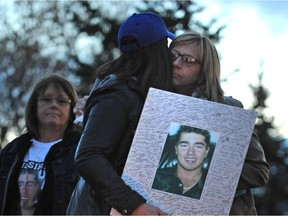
xmin=193 ymin=0 xmax=288 ymax=138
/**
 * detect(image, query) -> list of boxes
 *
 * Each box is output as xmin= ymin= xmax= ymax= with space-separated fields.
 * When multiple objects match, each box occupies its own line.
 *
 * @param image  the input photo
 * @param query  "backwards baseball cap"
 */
xmin=118 ymin=12 xmax=175 ymax=52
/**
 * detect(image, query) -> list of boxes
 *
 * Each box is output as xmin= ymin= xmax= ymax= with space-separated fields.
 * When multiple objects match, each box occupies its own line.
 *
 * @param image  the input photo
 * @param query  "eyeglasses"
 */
xmin=171 ymin=49 xmax=202 ymax=66
xmin=38 ymin=97 xmax=71 ymax=106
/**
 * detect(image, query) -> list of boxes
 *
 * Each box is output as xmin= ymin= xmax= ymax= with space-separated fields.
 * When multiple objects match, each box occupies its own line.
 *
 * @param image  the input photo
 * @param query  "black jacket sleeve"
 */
xmin=237 ymin=132 xmax=269 ymax=189
xmin=75 ymin=83 xmax=146 ymax=215
xmin=224 ymin=96 xmax=269 ymax=189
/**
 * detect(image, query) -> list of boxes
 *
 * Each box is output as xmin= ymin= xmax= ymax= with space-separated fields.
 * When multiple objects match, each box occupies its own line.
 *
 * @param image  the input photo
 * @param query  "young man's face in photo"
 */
xmin=175 ymin=132 xmax=209 ymax=172
xmin=18 ymin=172 xmax=38 ymax=208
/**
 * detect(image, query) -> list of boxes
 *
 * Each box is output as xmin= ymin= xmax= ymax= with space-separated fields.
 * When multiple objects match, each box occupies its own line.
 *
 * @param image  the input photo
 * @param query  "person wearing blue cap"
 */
xmin=71 ymin=28 xmax=269 ymax=216
xmin=67 ymin=12 xmax=175 ymax=215
xmin=118 ymin=12 xmax=175 ymax=52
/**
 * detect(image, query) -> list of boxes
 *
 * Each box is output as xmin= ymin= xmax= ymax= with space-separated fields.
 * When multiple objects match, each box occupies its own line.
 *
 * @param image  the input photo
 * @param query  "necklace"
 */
xmin=182 ymin=179 xmax=200 ymax=191
xmin=179 ymin=172 xmax=202 ymax=193
xmin=183 ymin=185 xmax=194 ymax=190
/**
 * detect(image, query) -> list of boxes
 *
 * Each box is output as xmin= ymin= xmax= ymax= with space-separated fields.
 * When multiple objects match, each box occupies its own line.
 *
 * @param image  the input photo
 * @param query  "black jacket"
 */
xmin=67 ymin=87 xmax=269 ymax=215
xmin=0 ymin=125 xmax=81 ymax=215
xmin=67 ymin=75 xmax=147 ymax=215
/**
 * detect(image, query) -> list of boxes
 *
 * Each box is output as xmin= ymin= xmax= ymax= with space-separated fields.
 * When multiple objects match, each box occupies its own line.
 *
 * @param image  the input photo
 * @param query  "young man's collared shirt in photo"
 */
xmin=152 ymin=165 xmax=207 ymax=199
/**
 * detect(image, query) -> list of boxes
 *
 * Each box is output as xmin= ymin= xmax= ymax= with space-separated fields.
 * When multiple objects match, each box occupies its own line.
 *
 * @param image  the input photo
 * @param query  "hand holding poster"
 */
xmin=121 ymin=88 xmax=257 ymax=215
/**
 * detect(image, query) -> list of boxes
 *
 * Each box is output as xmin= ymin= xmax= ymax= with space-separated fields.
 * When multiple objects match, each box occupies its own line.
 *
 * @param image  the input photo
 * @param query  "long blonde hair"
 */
xmin=170 ymin=32 xmax=224 ymax=103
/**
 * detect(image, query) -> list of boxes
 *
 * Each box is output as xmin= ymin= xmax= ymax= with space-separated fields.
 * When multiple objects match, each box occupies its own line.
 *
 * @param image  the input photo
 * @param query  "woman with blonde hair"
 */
xmin=170 ymin=32 xmax=269 ymax=215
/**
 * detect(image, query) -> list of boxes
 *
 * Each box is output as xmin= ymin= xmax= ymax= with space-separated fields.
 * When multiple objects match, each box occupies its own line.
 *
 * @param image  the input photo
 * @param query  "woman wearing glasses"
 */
xmin=170 ymin=32 xmax=225 ymax=102
xmin=0 ymin=74 xmax=82 ymax=215
xmin=170 ymin=32 xmax=269 ymax=215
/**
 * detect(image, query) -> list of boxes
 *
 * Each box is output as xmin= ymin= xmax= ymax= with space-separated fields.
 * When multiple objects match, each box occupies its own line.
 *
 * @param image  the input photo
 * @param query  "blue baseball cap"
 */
xmin=118 ymin=12 xmax=175 ymax=52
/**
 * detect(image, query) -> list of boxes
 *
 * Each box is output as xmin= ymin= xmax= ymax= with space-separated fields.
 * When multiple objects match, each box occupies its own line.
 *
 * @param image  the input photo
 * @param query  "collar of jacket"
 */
xmin=223 ymin=96 xmax=243 ymax=108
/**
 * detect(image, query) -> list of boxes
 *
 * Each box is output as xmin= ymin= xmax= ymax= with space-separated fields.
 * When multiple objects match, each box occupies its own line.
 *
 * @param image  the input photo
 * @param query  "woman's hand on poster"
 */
xmin=132 ymin=203 xmax=169 ymax=216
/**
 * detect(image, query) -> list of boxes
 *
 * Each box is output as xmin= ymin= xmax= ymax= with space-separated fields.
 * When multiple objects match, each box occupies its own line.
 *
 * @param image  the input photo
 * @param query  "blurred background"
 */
xmin=0 ymin=1 xmax=287 ymax=214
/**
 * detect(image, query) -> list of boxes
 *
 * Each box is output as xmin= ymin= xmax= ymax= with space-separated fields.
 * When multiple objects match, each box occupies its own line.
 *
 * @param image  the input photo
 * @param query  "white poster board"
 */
xmin=121 ymin=88 xmax=257 ymax=215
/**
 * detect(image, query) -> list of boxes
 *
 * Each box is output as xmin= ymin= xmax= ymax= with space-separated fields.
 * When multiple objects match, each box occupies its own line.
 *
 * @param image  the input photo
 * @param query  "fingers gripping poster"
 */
xmin=121 ymin=88 xmax=257 ymax=215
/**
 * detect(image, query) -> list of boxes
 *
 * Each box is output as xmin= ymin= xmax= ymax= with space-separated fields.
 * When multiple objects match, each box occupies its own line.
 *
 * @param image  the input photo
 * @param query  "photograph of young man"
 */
xmin=152 ymin=125 xmax=212 ymax=199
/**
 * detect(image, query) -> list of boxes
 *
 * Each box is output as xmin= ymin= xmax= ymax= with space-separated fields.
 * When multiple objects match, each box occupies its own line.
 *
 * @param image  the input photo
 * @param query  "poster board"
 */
xmin=121 ymin=88 xmax=257 ymax=215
